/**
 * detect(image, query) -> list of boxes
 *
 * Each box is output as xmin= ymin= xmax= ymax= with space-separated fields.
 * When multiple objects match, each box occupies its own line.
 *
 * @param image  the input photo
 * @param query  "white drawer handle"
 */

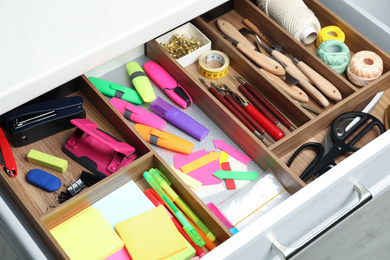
xmin=272 ymin=182 xmax=372 ymax=260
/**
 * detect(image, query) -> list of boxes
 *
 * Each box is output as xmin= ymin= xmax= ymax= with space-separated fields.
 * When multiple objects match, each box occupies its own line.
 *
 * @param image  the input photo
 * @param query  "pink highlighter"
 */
xmin=144 ymin=61 xmax=193 ymax=108
xmin=110 ymin=97 xmax=166 ymax=130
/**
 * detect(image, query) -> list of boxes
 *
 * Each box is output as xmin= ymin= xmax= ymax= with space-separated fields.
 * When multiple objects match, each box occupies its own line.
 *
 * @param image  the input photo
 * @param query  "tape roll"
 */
xmin=316 ymin=26 xmax=345 ymax=47
xmin=198 ymin=50 xmax=230 ymax=79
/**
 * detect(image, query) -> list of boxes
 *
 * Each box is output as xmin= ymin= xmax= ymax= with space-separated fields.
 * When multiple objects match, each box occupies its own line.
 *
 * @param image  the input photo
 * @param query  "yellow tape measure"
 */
xmin=198 ymin=50 xmax=230 ymax=79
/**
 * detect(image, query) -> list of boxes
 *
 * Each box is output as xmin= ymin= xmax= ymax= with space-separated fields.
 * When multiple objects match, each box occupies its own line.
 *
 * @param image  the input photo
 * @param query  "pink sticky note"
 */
xmin=213 ymin=139 xmax=251 ymax=165
xmin=173 ymin=149 xmax=209 ymax=170
xmin=105 ymin=248 xmax=132 ymax=260
xmin=187 ymin=161 xmax=222 ymax=185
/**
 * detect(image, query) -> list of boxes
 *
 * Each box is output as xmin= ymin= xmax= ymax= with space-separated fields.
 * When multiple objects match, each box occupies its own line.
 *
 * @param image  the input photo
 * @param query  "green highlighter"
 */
xmin=88 ymin=77 xmax=143 ymax=105
xmin=126 ymin=62 xmax=156 ymax=102
xmin=149 ymin=168 xmax=216 ymax=242
xmin=143 ymin=171 xmax=205 ymax=247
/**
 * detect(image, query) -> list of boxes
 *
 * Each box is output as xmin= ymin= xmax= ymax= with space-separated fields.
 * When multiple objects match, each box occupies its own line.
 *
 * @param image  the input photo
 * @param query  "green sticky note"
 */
xmin=213 ymin=169 xmax=258 ymax=181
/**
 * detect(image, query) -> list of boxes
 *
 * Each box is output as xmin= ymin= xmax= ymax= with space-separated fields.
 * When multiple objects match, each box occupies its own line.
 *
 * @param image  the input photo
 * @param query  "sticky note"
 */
xmin=181 ymin=152 xmax=220 ymax=174
xmin=115 ymin=206 xmax=187 ymax=260
xmin=171 ymin=166 xmax=202 ymax=190
xmin=174 ymin=149 xmax=209 ymax=170
xmin=50 ymin=207 xmax=124 ymax=260
xmin=187 ymin=160 xmax=222 ymax=185
xmin=221 ymin=162 xmax=236 ymax=190
xmin=27 ymin=149 xmax=68 ymax=173
xmin=92 ymin=181 xmax=155 ymax=229
xmin=213 ymin=139 xmax=251 ymax=165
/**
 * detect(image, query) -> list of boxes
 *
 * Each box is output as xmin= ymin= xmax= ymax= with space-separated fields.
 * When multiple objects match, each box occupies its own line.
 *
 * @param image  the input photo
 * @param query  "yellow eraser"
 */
xmin=27 ymin=149 xmax=68 ymax=173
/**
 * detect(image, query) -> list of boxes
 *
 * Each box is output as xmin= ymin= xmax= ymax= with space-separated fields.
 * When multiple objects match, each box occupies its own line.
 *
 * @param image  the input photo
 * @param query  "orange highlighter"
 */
xmin=134 ymin=124 xmax=194 ymax=154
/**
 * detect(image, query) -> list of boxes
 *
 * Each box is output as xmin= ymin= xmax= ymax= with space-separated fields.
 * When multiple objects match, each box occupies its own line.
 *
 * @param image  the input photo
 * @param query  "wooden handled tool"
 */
xmin=241 ymin=19 xmax=312 ymax=84
xmin=217 ymin=19 xmax=285 ymax=76
xmin=288 ymin=54 xmax=342 ymax=101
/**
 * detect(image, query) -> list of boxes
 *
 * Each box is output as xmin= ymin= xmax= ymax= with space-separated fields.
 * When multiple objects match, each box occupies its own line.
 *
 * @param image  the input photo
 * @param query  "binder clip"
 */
xmin=64 ymin=172 xmax=86 ymax=196
xmin=4 ymin=96 xmax=86 ymax=147
xmin=62 ymin=118 xmax=137 ymax=179
xmin=0 ymin=127 xmax=17 ymax=177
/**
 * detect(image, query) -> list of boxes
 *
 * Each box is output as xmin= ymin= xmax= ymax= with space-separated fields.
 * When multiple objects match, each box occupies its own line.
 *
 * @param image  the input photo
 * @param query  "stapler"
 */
xmin=4 ymin=96 xmax=86 ymax=147
xmin=62 ymin=118 xmax=137 ymax=178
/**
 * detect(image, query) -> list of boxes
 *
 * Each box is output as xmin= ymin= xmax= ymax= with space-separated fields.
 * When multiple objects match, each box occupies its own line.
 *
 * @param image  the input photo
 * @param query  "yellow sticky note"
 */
xmin=171 ymin=166 xmax=202 ymax=190
xmin=115 ymin=206 xmax=187 ymax=260
xmin=181 ymin=152 xmax=220 ymax=174
xmin=50 ymin=207 xmax=124 ymax=260
xmin=219 ymin=151 xmax=229 ymax=166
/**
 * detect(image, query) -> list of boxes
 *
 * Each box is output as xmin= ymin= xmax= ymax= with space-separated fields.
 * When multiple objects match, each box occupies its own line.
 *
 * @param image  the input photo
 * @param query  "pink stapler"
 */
xmin=62 ymin=119 xmax=137 ymax=178
xmin=144 ymin=61 xmax=193 ymax=108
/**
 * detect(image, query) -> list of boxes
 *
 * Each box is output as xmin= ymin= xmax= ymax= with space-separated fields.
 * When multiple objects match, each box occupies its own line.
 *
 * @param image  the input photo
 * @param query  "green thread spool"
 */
xmin=316 ymin=40 xmax=350 ymax=74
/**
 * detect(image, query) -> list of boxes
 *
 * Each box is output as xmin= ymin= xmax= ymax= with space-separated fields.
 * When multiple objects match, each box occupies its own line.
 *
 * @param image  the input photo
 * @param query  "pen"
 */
xmin=144 ymin=189 xmax=206 ymax=258
xmin=149 ymin=168 xmax=216 ymax=242
xmin=143 ymin=171 xmax=205 ymax=247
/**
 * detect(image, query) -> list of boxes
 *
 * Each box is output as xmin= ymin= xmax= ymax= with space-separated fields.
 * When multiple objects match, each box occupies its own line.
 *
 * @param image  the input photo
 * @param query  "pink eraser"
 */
xmin=110 ymin=97 xmax=166 ymax=130
xmin=144 ymin=61 xmax=193 ymax=108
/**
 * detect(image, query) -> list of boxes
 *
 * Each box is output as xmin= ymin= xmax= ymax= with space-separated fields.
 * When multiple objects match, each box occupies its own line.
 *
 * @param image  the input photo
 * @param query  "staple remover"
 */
xmin=0 ymin=128 xmax=17 ymax=177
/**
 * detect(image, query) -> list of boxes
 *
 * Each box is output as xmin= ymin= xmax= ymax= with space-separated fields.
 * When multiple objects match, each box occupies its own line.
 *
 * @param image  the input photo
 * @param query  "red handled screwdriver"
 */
xmin=198 ymin=78 xmax=266 ymax=143
xmin=235 ymin=75 xmax=296 ymax=131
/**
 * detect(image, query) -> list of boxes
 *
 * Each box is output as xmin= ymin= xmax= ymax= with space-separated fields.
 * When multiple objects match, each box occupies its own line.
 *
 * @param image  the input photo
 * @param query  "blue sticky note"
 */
xmin=92 ymin=181 xmax=154 ymax=229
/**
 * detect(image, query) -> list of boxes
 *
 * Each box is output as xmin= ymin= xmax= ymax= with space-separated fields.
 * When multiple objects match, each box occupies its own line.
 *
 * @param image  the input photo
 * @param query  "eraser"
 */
xmin=126 ymin=61 xmax=156 ymax=102
xmin=26 ymin=169 xmax=61 ymax=192
xmin=27 ymin=149 xmax=68 ymax=173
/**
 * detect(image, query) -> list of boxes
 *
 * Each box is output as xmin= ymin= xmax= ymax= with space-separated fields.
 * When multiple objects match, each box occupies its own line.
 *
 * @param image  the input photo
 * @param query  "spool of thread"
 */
xmin=316 ymin=25 xmax=345 ymax=47
xmin=316 ymin=40 xmax=350 ymax=74
xmin=256 ymin=0 xmax=321 ymax=44
xmin=347 ymin=51 xmax=383 ymax=87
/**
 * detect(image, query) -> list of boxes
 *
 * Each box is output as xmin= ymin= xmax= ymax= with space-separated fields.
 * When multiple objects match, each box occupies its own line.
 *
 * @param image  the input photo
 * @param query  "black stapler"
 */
xmin=4 ymin=96 xmax=86 ymax=146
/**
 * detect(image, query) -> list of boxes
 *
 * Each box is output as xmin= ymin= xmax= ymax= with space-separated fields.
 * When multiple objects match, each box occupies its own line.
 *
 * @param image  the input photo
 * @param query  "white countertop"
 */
xmin=1 ymin=0 xmax=227 ymax=115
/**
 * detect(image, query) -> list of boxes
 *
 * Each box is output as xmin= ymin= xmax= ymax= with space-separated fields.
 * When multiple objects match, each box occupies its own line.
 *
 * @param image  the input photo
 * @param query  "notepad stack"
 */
xmin=115 ymin=205 xmax=196 ymax=260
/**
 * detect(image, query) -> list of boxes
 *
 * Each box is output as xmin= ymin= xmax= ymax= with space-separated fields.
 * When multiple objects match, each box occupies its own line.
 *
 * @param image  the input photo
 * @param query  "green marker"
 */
xmin=88 ymin=77 xmax=143 ymax=105
xmin=143 ymin=171 xmax=205 ymax=247
xmin=149 ymin=168 xmax=216 ymax=242
xmin=213 ymin=170 xmax=258 ymax=181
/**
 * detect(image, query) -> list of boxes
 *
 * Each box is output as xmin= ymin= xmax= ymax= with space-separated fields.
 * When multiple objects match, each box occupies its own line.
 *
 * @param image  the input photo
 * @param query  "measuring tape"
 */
xmin=198 ymin=50 xmax=230 ymax=79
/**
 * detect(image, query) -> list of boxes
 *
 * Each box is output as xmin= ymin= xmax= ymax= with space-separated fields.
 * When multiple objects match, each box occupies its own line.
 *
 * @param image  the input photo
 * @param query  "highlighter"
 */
xmin=143 ymin=171 xmax=205 ymax=247
xmin=88 ymin=77 xmax=143 ymax=105
xmin=150 ymin=97 xmax=209 ymax=141
xmin=126 ymin=61 xmax=156 ymax=102
xmin=109 ymin=97 xmax=166 ymax=130
xmin=134 ymin=124 xmax=193 ymax=154
xmin=150 ymin=168 xmax=216 ymax=242
xmin=144 ymin=189 xmax=206 ymax=258
xmin=144 ymin=61 xmax=193 ymax=108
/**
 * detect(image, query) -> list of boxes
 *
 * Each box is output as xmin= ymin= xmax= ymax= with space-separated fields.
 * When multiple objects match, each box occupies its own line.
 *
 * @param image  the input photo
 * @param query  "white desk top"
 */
xmin=1 ymin=0 xmax=227 ymax=114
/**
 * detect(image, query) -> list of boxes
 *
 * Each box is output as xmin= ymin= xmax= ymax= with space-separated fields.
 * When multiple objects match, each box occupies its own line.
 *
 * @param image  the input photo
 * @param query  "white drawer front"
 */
xmin=204 ymin=130 xmax=390 ymax=259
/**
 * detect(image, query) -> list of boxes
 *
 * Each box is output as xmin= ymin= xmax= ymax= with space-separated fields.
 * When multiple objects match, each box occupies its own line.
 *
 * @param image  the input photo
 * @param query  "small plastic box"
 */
xmin=155 ymin=22 xmax=211 ymax=68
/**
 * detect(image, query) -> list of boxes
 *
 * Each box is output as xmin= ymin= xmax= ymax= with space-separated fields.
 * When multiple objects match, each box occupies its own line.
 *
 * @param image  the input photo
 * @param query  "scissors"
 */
xmin=287 ymin=111 xmax=385 ymax=182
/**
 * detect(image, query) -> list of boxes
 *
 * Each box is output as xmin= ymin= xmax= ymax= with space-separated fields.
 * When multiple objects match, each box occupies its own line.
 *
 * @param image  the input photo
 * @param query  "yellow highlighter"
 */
xmin=149 ymin=168 xmax=216 ymax=241
xmin=126 ymin=61 xmax=156 ymax=102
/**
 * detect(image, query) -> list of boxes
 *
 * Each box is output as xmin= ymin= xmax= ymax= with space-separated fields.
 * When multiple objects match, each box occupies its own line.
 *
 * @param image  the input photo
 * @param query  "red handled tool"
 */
xmin=0 ymin=128 xmax=17 ymax=177
xmin=235 ymin=75 xmax=296 ymax=131
xmin=217 ymin=83 xmax=284 ymax=141
xmin=199 ymin=78 xmax=267 ymax=144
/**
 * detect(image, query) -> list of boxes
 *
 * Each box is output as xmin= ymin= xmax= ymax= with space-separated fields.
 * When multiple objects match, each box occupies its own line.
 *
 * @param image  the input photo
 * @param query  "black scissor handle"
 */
xmin=331 ymin=111 xmax=385 ymax=153
xmin=286 ymin=142 xmax=324 ymax=182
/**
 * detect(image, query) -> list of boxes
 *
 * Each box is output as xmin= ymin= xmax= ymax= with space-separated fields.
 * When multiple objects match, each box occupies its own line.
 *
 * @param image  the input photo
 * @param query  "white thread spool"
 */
xmin=347 ymin=51 xmax=383 ymax=87
xmin=256 ymin=0 xmax=321 ymax=45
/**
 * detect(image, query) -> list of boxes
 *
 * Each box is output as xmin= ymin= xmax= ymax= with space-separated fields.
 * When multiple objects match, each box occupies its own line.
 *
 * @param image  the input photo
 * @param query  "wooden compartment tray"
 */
xmin=1 ymin=0 xmax=390 ymax=259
